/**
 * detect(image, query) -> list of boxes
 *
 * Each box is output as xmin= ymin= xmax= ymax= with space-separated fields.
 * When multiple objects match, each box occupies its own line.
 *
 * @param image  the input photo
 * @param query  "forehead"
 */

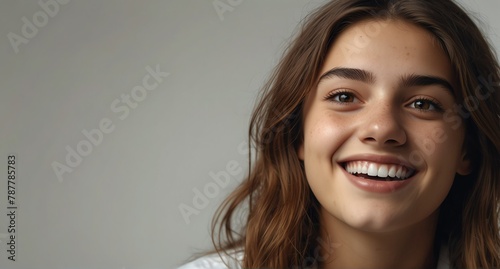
xmin=320 ymin=19 xmax=454 ymax=85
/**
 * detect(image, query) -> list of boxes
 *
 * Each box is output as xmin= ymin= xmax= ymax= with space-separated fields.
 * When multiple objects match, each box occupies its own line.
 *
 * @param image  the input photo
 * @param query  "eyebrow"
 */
xmin=317 ymin=67 xmax=454 ymax=94
xmin=318 ymin=67 xmax=375 ymax=84
xmin=399 ymin=73 xmax=454 ymax=94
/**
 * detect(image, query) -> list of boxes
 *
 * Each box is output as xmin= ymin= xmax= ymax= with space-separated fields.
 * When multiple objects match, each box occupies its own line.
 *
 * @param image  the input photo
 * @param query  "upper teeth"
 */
xmin=344 ymin=161 xmax=414 ymax=180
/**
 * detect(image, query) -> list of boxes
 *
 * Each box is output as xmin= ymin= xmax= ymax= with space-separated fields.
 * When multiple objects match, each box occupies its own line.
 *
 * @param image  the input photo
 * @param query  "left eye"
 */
xmin=409 ymin=99 xmax=442 ymax=111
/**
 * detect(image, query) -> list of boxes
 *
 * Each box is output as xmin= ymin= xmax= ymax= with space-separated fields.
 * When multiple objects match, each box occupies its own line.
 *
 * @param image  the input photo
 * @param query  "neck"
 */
xmin=318 ymin=209 xmax=439 ymax=269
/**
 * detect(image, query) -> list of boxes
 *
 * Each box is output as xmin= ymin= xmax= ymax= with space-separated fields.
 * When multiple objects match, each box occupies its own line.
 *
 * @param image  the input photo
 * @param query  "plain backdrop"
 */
xmin=0 ymin=1 xmax=498 ymax=269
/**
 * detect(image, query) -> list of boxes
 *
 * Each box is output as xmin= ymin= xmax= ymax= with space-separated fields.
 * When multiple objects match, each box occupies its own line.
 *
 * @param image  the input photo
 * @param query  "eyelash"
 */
xmin=324 ymin=90 xmax=445 ymax=112
xmin=323 ymin=89 xmax=357 ymax=103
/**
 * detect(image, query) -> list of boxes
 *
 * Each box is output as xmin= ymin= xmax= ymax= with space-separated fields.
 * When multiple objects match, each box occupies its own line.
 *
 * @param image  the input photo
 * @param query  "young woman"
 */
xmin=179 ymin=0 xmax=500 ymax=268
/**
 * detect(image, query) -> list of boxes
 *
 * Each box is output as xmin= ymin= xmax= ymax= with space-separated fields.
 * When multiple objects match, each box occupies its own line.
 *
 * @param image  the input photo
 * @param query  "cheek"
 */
xmin=303 ymin=112 xmax=352 ymax=158
xmin=411 ymin=123 xmax=465 ymax=175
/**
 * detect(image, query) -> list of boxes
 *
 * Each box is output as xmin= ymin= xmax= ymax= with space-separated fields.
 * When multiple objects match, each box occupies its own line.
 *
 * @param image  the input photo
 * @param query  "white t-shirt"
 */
xmin=177 ymin=246 xmax=451 ymax=269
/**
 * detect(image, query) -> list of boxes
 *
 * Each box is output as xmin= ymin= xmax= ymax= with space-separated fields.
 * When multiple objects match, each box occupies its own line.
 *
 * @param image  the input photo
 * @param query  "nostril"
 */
xmin=385 ymin=139 xmax=400 ymax=145
xmin=362 ymin=137 xmax=404 ymax=146
xmin=359 ymin=125 xmax=407 ymax=146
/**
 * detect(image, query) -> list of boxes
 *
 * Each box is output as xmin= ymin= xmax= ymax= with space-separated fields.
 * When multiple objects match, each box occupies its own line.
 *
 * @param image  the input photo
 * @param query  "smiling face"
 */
xmin=298 ymin=19 xmax=471 ymax=233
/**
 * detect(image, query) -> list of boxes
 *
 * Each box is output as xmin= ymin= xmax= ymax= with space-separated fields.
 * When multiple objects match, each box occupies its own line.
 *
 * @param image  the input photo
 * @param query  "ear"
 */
xmin=456 ymin=151 xmax=471 ymax=176
xmin=297 ymin=143 xmax=305 ymax=161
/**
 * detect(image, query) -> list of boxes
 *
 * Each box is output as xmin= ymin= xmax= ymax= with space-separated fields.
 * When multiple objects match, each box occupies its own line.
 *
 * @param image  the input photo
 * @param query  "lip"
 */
xmin=338 ymin=154 xmax=418 ymax=193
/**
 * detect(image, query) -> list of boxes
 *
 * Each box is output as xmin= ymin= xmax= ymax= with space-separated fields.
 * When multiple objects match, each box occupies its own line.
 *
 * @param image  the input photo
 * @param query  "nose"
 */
xmin=358 ymin=104 xmax=407 ymax=146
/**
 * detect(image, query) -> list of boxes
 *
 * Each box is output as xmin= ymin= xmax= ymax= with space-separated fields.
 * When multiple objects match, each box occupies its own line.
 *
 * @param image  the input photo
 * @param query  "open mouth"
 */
xmin=341 ymin=161 xmax=416 ymax=181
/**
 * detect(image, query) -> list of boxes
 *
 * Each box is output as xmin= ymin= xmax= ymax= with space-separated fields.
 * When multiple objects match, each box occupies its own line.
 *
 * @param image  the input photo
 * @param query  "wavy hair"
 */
xmin=210 ymin=0 xmax=500 ymax=268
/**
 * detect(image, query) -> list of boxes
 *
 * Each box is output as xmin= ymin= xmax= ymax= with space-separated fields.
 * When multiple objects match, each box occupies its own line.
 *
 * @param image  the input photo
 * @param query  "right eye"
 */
xmin=324 ymin=90 xmax=358 ymax=103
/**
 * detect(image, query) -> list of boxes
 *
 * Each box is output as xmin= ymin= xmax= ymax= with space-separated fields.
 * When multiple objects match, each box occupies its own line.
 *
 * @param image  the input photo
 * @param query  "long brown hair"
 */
xmin=211 ymin=0 xmax=500 ymax=268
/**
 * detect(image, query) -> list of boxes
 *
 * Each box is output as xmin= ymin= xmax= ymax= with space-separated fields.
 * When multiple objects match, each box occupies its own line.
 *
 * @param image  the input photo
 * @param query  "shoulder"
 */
xmin=177 ymin=250 xmax=243 ymax=269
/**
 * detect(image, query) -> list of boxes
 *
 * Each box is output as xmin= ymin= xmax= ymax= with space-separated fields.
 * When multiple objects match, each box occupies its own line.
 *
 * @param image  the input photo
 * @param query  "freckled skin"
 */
xmin=298 ymin=19 xmax=471 ymax=268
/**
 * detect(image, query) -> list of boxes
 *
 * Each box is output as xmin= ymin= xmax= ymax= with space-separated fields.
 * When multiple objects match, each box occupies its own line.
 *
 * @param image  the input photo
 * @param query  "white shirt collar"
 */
xmin=178 ymin=246 xmax=451 ymax=269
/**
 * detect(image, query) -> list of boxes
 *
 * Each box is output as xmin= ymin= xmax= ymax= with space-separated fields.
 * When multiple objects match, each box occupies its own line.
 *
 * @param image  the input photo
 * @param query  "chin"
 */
xmin=346 ymin=216 xmax=399 ymax=233
xmin=328 ymin=204 xmax=412 ymax=234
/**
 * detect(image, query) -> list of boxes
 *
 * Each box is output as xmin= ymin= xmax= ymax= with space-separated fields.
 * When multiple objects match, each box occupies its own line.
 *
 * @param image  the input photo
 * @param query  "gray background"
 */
xmin=0 ymin=1 xmax=498 ymax=268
